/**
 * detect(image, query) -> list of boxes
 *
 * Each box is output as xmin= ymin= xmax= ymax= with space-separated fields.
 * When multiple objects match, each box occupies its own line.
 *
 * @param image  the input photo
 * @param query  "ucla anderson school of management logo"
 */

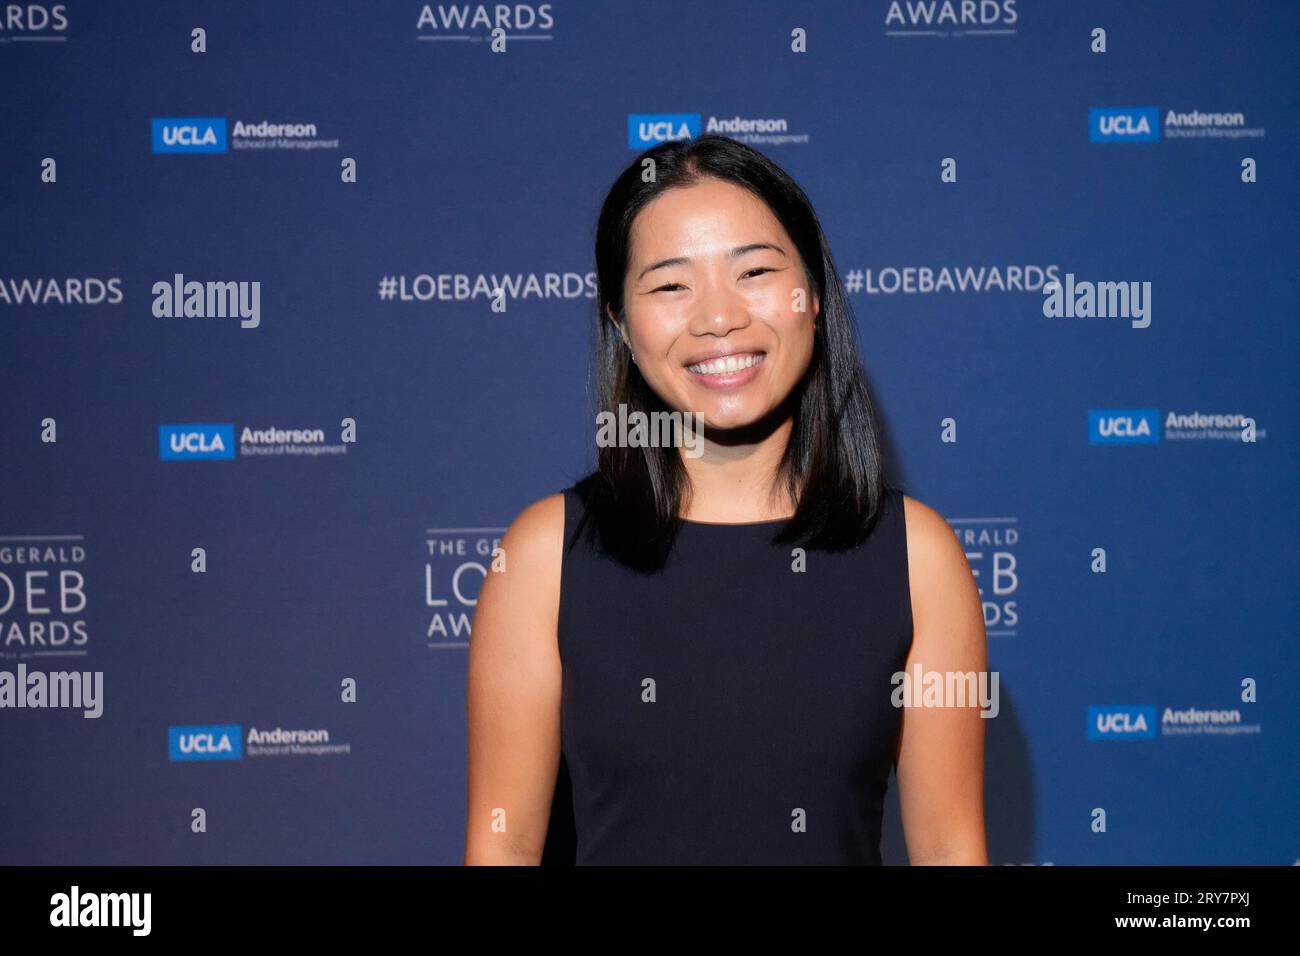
xmin=151 ymin=117 xmax=340 ymax=153
xmin=627 ymin=112 xmax=809 ymax=149
xmin=169 ymin=724 xmax=350 ymax=760
xmin=1089 ymin=107 xmax=1266 ymax=142
xmin=159 ymin=423 xmax=348 ymax=460
xmin=1088 ymin=409 xmax=1264 ymax=444
xmin=1087 ymin=705 xmax=1261 ymax=740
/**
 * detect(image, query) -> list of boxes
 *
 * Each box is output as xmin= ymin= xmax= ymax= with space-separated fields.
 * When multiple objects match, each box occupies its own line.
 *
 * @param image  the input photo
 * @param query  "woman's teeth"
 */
xmin=686 ymin=353 xmax=765 ymax=375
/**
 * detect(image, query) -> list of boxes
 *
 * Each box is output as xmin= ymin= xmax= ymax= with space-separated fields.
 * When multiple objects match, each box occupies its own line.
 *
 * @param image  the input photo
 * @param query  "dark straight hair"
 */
xmin=575 ymin=133 xmax=890 ymax=572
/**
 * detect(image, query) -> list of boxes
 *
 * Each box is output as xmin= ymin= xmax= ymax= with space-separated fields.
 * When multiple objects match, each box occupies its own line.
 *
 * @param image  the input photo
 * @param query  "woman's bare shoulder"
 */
xmin=500 ymin=492 xmax=566 ymax=566
xmin=899 ymin=493 xmax=971 ymax=585
xmin=508 ymin=491 xmax=566 ymax=534
xmin=899 ymin=493 xmax=982 ymax=634
xmin=473 ymin=492 xmax=567 ymax=636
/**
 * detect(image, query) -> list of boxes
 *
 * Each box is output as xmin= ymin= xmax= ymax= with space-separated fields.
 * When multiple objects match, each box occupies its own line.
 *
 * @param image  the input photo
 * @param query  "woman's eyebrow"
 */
xmin=636 ymin=243 xmax=788 ymax=281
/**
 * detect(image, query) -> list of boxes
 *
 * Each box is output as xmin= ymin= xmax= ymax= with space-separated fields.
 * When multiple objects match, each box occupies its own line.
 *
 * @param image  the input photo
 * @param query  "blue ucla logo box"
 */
xmin=1089 ymin=107 xmax=1160 ymax=142
xmin=628 ymin=113 xmax=700 ymax=149
xmin=1088 ymin=706 xmax=1157 ymax=740
xmin=169 ymin=724 xmax=243 ymax=760
xmin=159 ymin=424 xmax=236 ymax=459
xmin=1089 ymin=409 xmax=1160 ymax=444
xmin=152 ymin=117 xmax=228 ymax=153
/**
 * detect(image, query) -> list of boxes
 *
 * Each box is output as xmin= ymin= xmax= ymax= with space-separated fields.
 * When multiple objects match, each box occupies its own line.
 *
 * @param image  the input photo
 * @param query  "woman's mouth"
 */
xmin=684 ymin=351 xmax=766 ymax=389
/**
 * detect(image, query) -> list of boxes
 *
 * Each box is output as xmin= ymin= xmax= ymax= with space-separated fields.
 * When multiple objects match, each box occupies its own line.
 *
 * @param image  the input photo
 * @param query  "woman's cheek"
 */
xmin=791 ymin=285 xmax=817 ymax=321
xmin=639 ymin=298 xmax=679 ymax=327
xmin=755 ymin=282 xmax=802 ymax=320
xmin=628 ymin=309 xmax=667 ymax=351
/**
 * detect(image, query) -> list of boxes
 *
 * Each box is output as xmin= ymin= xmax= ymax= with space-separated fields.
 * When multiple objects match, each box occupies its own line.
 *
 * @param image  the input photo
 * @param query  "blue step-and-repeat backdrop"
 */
xmin=2 ymin=1 xmax=1296 ymax=864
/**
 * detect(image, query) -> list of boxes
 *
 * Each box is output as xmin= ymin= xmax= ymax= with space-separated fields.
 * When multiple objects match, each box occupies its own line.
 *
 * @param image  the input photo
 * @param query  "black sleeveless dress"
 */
xmin=554 ymin=482 xmax=914 ymax=865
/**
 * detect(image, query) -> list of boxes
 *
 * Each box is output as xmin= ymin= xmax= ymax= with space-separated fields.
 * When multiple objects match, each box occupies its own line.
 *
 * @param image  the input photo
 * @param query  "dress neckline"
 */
xmin=677 ymin=515 xmax=793 ymax=528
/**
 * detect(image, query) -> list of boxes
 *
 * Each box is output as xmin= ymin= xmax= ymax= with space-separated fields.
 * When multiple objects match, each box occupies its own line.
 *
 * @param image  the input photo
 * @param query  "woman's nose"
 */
xmin=690 ymin=278 xmax=751 ymax=336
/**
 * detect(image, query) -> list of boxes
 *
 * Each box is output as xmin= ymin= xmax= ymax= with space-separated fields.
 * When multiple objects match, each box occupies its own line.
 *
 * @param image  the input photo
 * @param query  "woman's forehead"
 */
xmin=629 ymin=184 xmax=787 ymax=261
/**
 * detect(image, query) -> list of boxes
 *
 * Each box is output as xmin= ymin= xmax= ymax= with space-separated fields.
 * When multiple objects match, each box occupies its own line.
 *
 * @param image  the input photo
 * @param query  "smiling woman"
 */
xmin=465 ymin=134 xmax=989 ymax=866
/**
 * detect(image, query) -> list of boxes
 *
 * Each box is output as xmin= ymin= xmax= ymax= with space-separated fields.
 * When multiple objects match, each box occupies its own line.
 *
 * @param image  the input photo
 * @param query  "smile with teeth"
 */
xmin=686 ymin=352 xmax=766 ymax=375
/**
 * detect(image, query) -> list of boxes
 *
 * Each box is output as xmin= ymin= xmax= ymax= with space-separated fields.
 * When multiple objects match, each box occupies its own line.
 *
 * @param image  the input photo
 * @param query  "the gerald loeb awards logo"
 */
xmin=0 ymin=534 xmax=90 ymax=658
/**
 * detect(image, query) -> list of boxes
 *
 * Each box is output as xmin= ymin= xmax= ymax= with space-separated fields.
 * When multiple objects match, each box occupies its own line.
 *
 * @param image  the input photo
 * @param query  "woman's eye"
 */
xmin=742 ymin=267 xmax=775 ymax=279
xmin=652 ymin=283 xmax=685 ymax=293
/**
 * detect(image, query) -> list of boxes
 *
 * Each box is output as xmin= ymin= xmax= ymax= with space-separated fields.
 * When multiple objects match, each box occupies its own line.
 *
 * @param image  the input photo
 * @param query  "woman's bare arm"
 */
xmin=895 ymin=495 xmax=990 ymax=865
xmin=464 ymin=493 xmax=565 ymax=865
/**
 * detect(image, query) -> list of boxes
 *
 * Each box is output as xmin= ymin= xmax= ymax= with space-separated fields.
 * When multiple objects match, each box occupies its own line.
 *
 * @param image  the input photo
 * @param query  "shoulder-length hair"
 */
xmin=575 ymin=133 xmax=889 ymax=572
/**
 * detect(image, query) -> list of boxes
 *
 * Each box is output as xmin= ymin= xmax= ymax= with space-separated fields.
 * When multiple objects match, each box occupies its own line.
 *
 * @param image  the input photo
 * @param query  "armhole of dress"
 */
xmin=892 ymin=487 xmax=916 ymax=664
xmin=555 ymin=487 xmax=573 ymax=666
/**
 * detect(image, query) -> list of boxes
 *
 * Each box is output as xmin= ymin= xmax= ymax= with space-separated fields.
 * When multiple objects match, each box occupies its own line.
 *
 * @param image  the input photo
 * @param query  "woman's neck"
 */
xmin=677 ymin=414 xmax=797 ymax=523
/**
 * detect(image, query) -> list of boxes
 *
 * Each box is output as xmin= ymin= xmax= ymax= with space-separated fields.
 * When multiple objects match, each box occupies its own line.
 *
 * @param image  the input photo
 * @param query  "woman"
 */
xmin=465 ymin=134 xmax=988 ymax=865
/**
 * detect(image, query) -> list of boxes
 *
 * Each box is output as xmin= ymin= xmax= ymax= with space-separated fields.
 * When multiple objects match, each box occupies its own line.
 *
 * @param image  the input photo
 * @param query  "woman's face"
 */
xmin=614 ymin=177 xmax=819 ymax=433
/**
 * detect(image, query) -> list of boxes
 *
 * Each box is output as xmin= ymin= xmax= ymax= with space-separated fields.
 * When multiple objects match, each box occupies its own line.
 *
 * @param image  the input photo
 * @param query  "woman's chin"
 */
xmin=690 ymin=404 xmax=771 ymax=435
